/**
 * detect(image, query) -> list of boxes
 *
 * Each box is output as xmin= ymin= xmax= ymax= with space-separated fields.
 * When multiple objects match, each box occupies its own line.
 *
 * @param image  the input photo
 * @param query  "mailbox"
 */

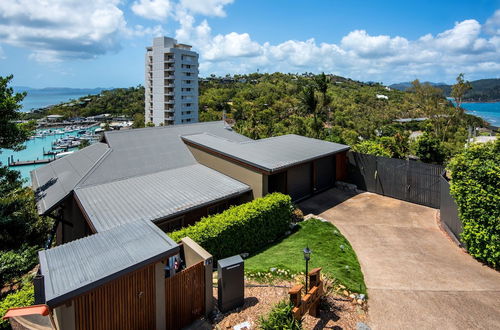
xmin=217 ymin=255 xmax=244 ymax=312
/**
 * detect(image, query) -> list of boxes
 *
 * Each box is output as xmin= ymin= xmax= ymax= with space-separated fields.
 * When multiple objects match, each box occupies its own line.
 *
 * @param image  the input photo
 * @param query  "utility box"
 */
xmin=217 ymin=255 xmax=244 ymax=312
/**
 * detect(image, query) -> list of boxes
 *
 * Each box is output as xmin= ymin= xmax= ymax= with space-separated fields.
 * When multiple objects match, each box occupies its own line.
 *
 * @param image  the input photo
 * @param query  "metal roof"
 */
xmin=74 ymin=164 xmax=251 ymax=232
xmin=77 ymin=122 xmax=250 ymax=187
xmin=30 ymin=122 xmax=249 ymax=215
xmin=182 ymin=133 xmax=350 ymax=172
xmin=39 ymin=220 xmax=179 ymax=307
xmin=31 ymin=143 xmax=109 ymax=214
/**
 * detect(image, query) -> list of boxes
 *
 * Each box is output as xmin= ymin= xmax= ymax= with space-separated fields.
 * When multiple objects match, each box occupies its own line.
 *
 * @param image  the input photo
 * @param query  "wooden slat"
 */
xmin=165 ymin=261 xmax=205 ymax=330
xmin=74 ymin=263 xmax=156 ymax=330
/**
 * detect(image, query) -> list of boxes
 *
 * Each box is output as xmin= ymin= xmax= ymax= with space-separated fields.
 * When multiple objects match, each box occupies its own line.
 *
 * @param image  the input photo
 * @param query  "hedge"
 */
xmin=170 ymin=193 xmax=293 ymax=261
xmin=0 ymin=283 xmax=34 ymax=329
xmin=448 ymin=140 xmax=499 ymax=268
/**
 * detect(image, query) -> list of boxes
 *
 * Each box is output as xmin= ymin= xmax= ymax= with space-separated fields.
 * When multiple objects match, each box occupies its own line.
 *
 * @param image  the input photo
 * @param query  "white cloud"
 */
xmin=174 ymin=9 xmax=500 ymax=83
xmin=0 ymin=44 xmax=5 ymax=60
xmin=179 ymin=0 xmax=233 ymax=17
xmin=484 ymin=9 xmax=500 ymax=35
xmin=0 ymin=0 xmax=127 ymax=61
xmin=131 ymin=0 xmax=172 ymax=21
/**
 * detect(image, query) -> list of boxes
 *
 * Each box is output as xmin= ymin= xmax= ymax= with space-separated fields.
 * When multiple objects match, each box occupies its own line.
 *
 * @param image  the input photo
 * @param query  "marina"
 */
xmin=0 ymin=124 xmax=101 ymax=182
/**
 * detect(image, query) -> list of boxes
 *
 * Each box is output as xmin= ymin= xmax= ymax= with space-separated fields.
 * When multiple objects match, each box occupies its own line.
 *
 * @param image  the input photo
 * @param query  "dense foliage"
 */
xmin=448 ymin=140 xmax=500 ymax=268
xmin=259 ymin=300 xmax=302 ymax=330
xmin=0 ymin=246 xmax=39 ymax=286
xmin=0 ymin=75 xmax=52 ymax=290
xmin=0 ymin=166 xmax=51 ymax=251
xmin=199 ymin=73 xmax=484 ymax=164
xmin=170 ymin=193 xmax=292 ymax=261
xmin=0 ymin=75 xmax=33 ymax=150
xmin=0 ymin=283 xmax=34 ymax=329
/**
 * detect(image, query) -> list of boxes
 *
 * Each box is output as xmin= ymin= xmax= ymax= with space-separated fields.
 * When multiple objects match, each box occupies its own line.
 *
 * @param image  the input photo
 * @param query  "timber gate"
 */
xmin=348 ymin=152 xmax=444 ymax=208
xmin=165 ymin=261 xmax=205 ymax=329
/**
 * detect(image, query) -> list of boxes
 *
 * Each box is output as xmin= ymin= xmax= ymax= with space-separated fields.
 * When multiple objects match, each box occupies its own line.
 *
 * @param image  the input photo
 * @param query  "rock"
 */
xmin=349 ymin=294 xmax=356 ymax=299
xmin=357 ymin=322 xmax=371 ymax=330
xmin=357 ymin=299 xmax=364 ymax=305
xmin=358 ymin=293 xmax=366 ymax=301
xmin=270 ymin=267 xmax=277 ymax=272
xmin=343 ymin=290 xmax=349 ymax=296
xmin=339 ymin=284 xmax=346 ymax=289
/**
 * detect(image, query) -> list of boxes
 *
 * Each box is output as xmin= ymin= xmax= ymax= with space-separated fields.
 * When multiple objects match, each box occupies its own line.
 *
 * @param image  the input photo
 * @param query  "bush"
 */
xmin=0 ymin=246 xmax=39 ymax=286
xmin=353 ymin=140 xmax=392 ymax=157
xmin=0 ymin=283 xmax=34 ymax=329
xmin=259 ymin=300 xmax=302 ymax=330
xmin=170 ymin=193 xmax=293 ymax=261
xmin=448 ymin=140 xmax=500 ymax=268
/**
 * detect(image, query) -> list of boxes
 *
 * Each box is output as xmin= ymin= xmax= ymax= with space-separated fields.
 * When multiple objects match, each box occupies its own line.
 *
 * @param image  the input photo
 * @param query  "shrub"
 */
xmin=170 ymin=193 xmax=293 ymax=261
xmin=259 ymin=300 xmax=302 ymax=330
xmin=448 ymin=140 xmax=500 ymax=268
xmin=0 ymin=245 xmax=39 ymax=285
xmin=353 ymin=140 xmax=392 ymax=157
xmin=0 ymin=283 xmax=34 ymax=329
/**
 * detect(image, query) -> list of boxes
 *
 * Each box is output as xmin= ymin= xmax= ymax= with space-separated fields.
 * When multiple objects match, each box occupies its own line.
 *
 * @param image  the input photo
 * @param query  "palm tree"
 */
xmin=300 ymin=85 xmax=319 ymax=138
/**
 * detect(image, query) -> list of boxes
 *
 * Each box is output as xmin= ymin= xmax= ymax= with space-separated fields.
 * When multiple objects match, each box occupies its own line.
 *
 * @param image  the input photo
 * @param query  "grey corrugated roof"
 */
xmin=31 ymin=143 xmax=109 ymax=214
xmin=78 ymin=121 xmax=250 ymax=187
xmin=182 ymin=133 xmax=350 ymax=172
xmin=74 ymin=164 xmax=251 ymax=232
xmin=39 ymin=220 xmax=179 ymax=307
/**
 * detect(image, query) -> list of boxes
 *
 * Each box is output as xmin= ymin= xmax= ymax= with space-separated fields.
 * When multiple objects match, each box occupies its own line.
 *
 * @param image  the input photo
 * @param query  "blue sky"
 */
xmin=1 ymin=0 xmax=499 ymax=88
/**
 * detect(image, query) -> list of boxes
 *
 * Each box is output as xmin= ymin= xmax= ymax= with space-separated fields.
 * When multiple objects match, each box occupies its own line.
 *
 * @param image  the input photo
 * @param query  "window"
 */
xmin=156 ymin=216 xmax=184 ymax=232
xmin=207 ymin=201 xmax=228 ymax=216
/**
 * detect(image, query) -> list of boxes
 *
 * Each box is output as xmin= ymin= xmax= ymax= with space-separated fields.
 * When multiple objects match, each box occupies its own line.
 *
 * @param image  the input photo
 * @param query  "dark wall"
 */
xmin=58 ymin=197 xmax=93 ymax=245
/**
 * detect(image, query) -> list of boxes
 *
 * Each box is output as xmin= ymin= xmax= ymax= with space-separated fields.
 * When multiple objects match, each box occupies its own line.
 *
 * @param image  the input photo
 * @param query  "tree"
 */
xmin=0 ymin=75 xmax=32 ymax=150
xmin=299 ymin=85 xmax=319 ymax=137
xmin=132 ymin=113 xmax=145 ymax=128
xmin=451 ymin=73 xmax=472 ymax=109
xmin=146 ymin=121 xmax=155 ymax=127
xmin=353 ymin=140 xmax=392 ymax=157
xmin=0 ymin=75 xmax=51 ymax=251
xmin=414 ymin=132 xmax=447 ymax=164
xmin=78 ymin=139 xmax=90 ymax=150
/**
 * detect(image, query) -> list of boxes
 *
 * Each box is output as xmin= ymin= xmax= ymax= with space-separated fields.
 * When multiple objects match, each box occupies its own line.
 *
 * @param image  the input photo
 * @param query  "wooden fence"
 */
xmin=74 ymin=263 xmax=157 ymax=330
xmin=165 ymin=261 xmax=205 ymax=330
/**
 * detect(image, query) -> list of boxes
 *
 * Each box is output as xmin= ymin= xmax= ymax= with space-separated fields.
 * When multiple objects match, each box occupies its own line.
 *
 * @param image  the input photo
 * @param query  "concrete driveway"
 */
xmin=300 ymin=188 xmax=500 ymax=330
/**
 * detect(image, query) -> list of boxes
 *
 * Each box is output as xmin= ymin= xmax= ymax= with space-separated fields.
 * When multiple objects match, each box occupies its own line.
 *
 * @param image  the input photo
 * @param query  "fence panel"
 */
xmin=165 ymin=261 xmax=205 ymax=330
xmin=347 ymin=152 xmax=444 ymax=209
xmin=440 ymin=176 xmax=463 ymax=244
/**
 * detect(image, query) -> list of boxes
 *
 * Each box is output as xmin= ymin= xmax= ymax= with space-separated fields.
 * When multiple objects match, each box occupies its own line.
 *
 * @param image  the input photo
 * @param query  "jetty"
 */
xmin=8 ymin=158 xmax=54 ymax=167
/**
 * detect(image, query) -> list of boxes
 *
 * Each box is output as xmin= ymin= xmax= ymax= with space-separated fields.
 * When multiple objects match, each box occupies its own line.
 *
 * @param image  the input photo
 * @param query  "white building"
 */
xmin=145 ymin=37 xmax=199 ymax=126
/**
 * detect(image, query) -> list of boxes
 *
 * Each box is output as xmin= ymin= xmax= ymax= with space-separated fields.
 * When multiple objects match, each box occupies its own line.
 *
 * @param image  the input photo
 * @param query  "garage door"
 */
xmin=315 ymin=156 xmax=335 ymax=191
xmin=287 ymin=163 xmax=312 ymax=201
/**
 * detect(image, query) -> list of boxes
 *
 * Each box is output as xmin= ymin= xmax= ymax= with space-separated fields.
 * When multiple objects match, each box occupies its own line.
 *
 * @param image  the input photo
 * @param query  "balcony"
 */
xmin=165 ymin=100 xmax=175 ymax=104
xmin=165 ymin=116 xmax=175 ymax=121
xmin=164 ymin=67 xmax=175 ymax=72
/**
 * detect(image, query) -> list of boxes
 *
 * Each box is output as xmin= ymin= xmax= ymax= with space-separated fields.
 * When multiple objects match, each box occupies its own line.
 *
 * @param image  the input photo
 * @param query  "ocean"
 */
xmin=460 ymin=102 xmax=500 ymax=127
xmin=14 ymin=87 xmax=107 ymax=112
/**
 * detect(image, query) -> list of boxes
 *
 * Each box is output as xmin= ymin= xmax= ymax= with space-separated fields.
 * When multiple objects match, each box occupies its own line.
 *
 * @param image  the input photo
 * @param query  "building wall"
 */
xmin=187 ymin=145 xmax=265 ymax=198
xmin=59 ymin=197 xmax=92 ymax=245
xmin=145 ymin=37 xmax=199 ymax=126
xmin=335 ymin=151 xmax=348 ymax=181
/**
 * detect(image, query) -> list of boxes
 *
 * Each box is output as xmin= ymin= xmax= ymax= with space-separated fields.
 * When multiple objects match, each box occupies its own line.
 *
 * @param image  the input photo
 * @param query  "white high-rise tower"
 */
xmin=145 ymin=37 xmax=199 ymax=126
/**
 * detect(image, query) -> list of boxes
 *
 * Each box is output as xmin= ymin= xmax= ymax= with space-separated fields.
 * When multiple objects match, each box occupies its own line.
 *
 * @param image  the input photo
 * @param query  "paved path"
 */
xmin=300 ymin=189 xmax=500 ymax=330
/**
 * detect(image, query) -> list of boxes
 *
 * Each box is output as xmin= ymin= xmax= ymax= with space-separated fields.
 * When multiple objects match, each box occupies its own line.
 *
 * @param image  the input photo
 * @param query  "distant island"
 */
xmin=389 ymin=78 xmax=500 ymax=102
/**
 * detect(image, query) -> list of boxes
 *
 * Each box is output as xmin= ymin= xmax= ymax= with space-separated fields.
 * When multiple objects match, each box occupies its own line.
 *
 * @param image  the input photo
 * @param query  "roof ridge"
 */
xmin=74 ymin=144 xmax=113 ymax=189
xmin=104 ymin=120 xmax=225 ymax=136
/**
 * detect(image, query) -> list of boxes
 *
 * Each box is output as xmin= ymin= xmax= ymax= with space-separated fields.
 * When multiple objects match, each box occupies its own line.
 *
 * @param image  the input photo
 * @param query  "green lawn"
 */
xmin=245 ymin=218 xmax=366 ymax=294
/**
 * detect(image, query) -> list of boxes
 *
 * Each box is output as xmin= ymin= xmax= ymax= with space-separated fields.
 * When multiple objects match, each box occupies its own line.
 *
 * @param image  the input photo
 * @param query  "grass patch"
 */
xmin=245 ymin=218 xmax=366 ymax=294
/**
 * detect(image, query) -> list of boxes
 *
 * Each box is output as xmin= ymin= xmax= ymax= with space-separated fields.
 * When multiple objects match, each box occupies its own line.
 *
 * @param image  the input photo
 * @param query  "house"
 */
xmin=32 ymin=121 xmax=349 ymax=244
xmin=46 ymin=114 xmax=64 ymax=122
xmin=22 ymin=121 xmax=349 ymax=329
